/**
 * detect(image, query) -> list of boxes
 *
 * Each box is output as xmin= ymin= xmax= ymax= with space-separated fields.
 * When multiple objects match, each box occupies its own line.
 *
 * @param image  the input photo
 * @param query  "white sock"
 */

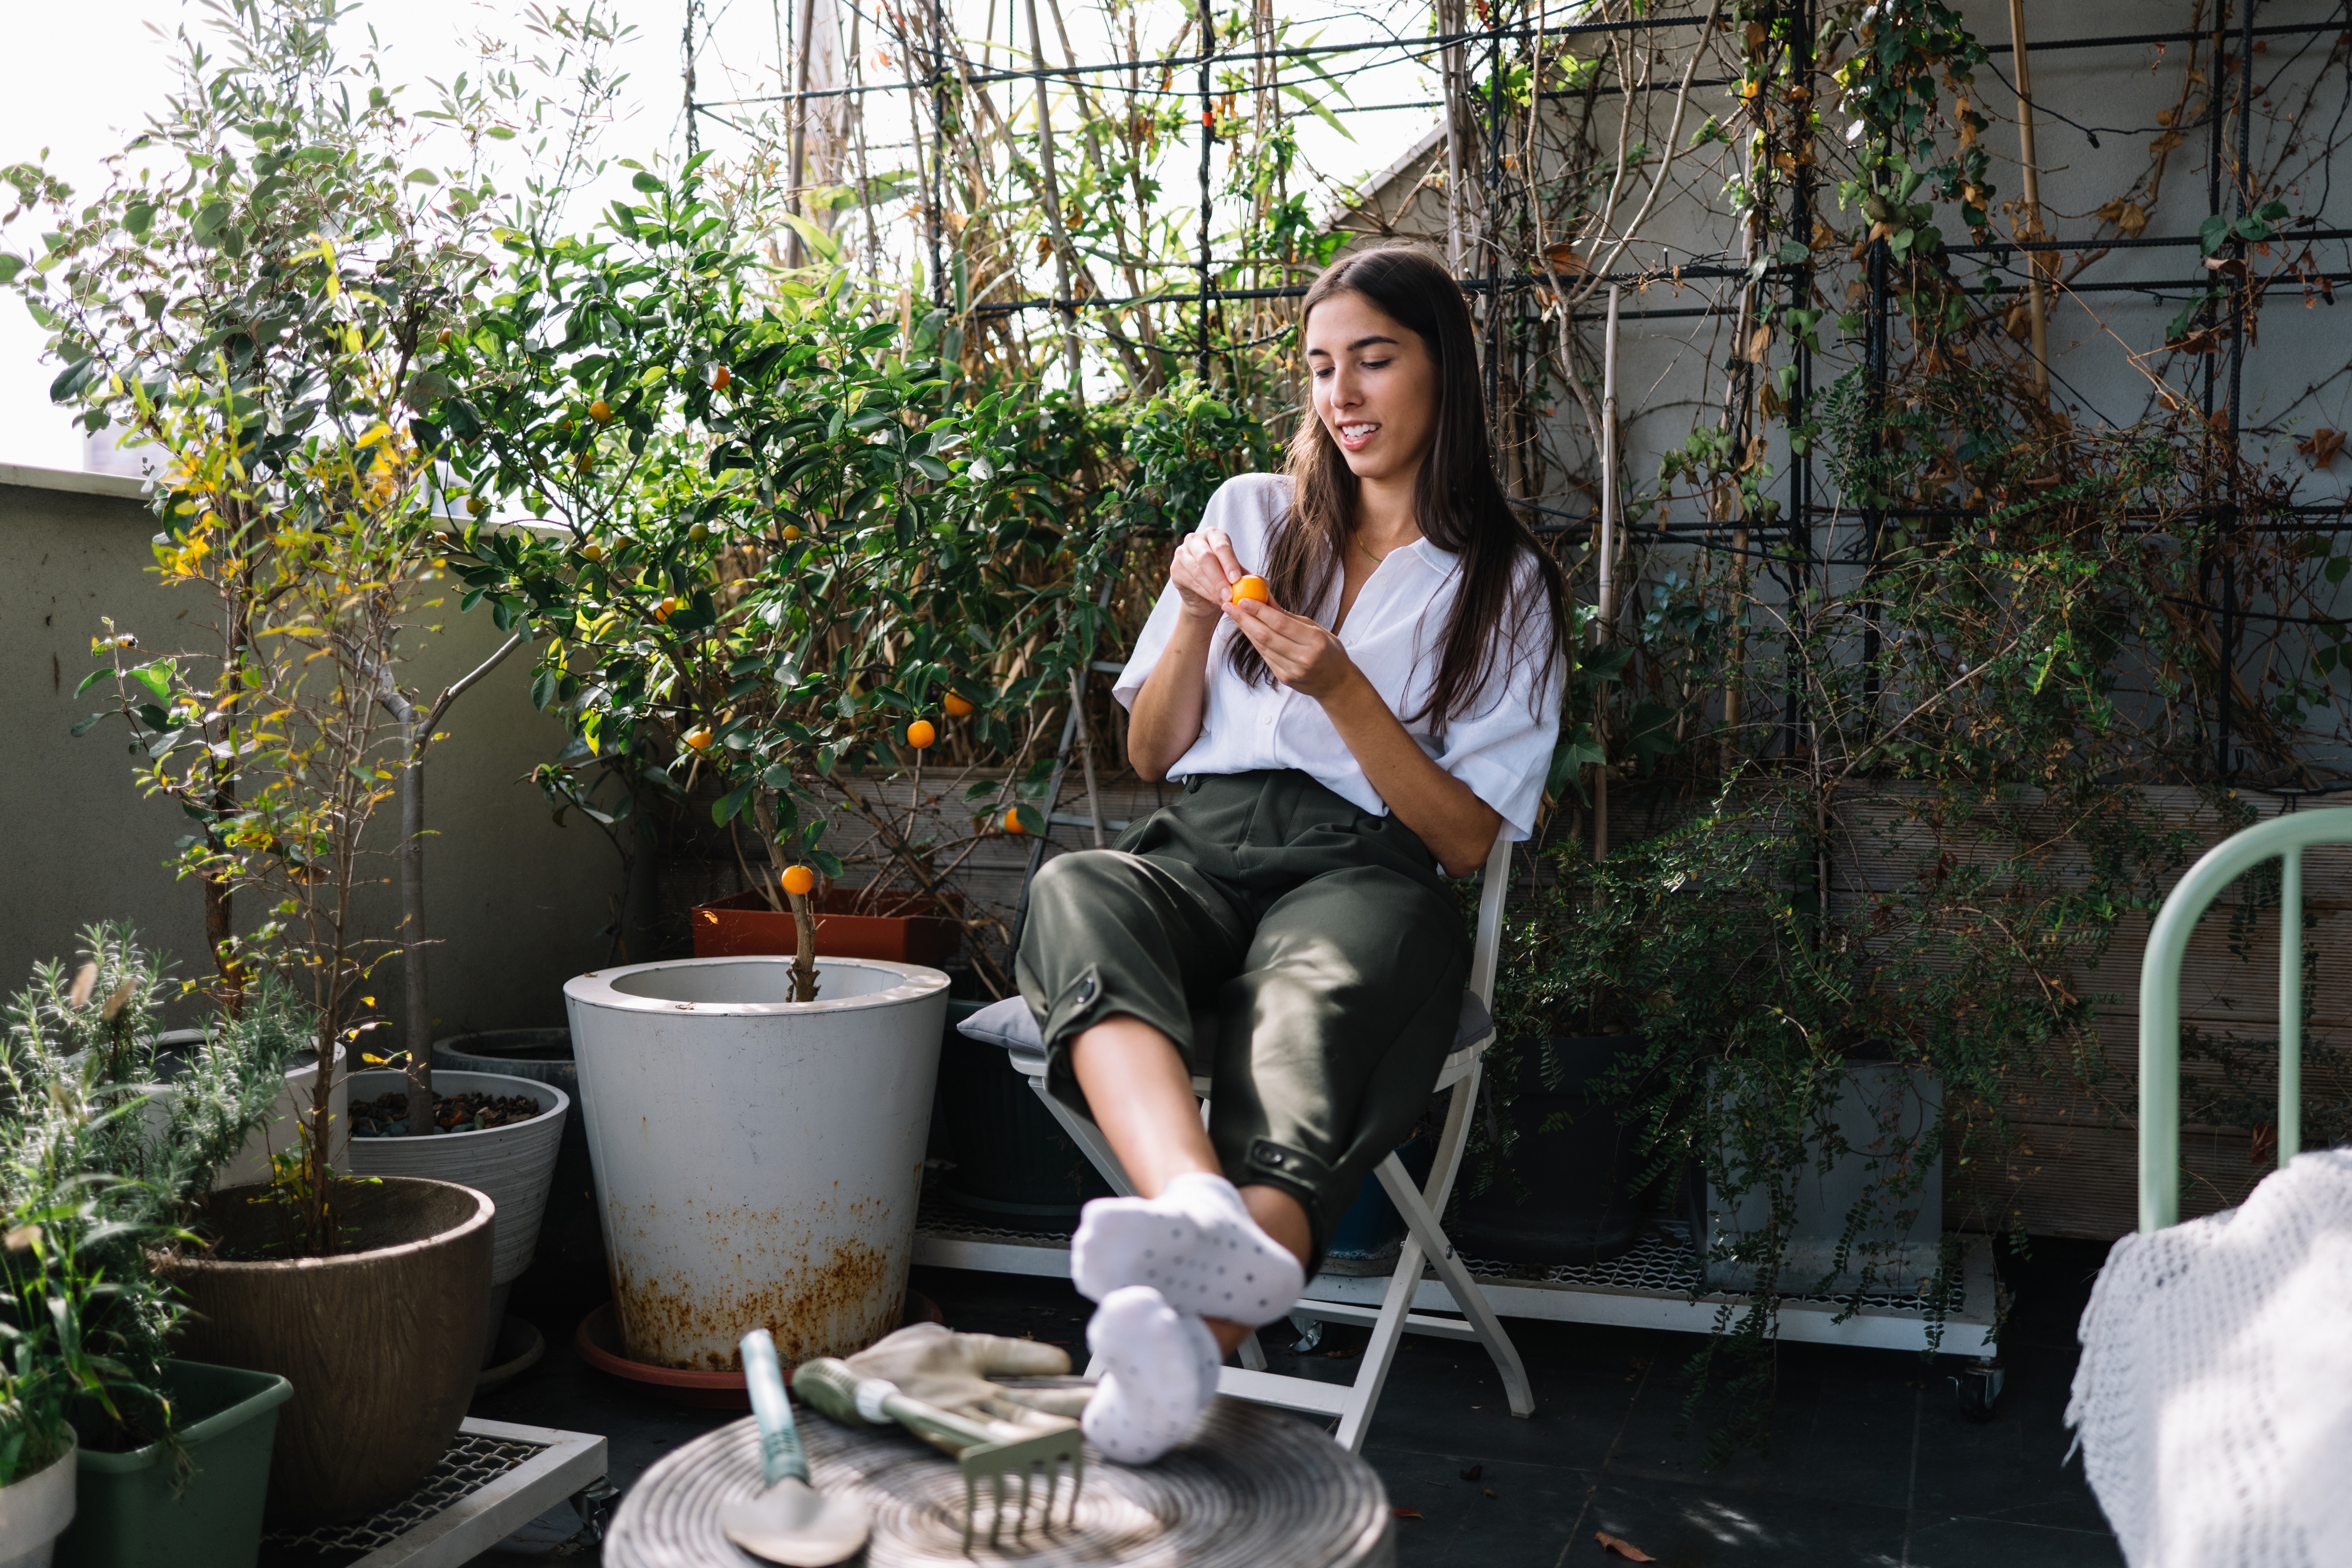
xmin=1081 ymin=1285 xmax=1219 ymax=1465
xmin=1070 ymin=1171 xmax=1305 ymax=1327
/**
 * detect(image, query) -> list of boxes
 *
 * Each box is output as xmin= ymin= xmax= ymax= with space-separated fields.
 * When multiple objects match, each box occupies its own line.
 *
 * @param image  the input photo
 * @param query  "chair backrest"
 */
xmin=1467 ymin=834 xmax=1512 ymax=1009
xmin=2139 ymin=809 xmax=2352 ymax=1232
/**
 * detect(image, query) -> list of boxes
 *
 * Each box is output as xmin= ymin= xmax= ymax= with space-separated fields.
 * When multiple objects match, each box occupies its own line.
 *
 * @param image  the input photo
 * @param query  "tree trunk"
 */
xmin=401 ymin=748 xmax=434 ymax=1136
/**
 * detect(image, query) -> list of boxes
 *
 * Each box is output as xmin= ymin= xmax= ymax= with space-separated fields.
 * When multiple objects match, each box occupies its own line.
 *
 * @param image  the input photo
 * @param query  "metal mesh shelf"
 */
xmin=256 ymin=1419 xmax=609 ymax=1568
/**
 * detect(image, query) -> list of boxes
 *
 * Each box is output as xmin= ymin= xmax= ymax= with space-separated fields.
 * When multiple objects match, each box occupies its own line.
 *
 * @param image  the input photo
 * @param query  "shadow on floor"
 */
xmin=465 ymin=1236 xmax=2122 ymax=1567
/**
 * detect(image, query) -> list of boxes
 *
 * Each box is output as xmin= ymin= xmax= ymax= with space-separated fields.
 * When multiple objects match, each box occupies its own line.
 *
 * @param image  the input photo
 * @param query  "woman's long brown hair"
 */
xmin=1228 ymin=245 xmax=1566 ymax=729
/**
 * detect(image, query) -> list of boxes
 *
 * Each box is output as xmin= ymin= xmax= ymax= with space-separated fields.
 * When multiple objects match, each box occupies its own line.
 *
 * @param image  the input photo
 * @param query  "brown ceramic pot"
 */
xmin=162 ymin=1176 xmax=493 ymax=1524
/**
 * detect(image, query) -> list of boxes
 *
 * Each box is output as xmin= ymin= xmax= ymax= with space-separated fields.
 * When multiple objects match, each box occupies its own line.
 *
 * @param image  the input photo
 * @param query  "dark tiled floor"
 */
xmin=468 ymin=1238 xmax=2122 ymax=1567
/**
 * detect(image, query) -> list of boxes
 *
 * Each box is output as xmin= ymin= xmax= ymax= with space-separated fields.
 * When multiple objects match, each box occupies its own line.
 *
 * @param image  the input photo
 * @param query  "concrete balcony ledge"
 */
xmin=0 ymin=462 xmax=152 ymax=503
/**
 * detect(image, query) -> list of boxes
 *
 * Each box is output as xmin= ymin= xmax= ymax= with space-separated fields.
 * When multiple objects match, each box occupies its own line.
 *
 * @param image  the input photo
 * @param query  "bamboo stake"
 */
xmin=786 ymin=0 xmax=817 ymax=269
xmin=2009 ymin=0 xmax=2050 ymax=399
xmin=1023 ymin=0 xmax=1083 ymax=397
xmin=1071 ymin=668 xmax=1105 ymax=847
xmin=1594 ymin=284 xmax=1619 ymax=862
xmin=1442 ymin=0 xmax=1466 ymax=269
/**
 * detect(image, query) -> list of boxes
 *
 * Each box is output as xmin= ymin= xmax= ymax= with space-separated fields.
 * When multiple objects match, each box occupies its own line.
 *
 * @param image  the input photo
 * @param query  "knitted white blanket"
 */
xmin=2068 ymin=1149 xmax=2352 ymax=1568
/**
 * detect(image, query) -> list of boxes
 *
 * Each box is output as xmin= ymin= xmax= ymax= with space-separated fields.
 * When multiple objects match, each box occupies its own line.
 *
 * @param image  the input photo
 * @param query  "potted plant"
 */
xmin=426 ymin=168 xmax=1092 ymax=1366
xmin=432 ymin=163 xmax=1097 ymax=999
xmin=0 ymin=3 xmax=590 ymax=1520
xmin=1 ymin=926 xmax=300 ymax=1568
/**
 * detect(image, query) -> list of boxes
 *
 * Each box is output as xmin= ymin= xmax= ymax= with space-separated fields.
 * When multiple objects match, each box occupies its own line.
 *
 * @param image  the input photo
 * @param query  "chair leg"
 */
xmin=1022 ymin=1073 xmax=1140 ymax=1197
xmin=1237 ymin=1329 xmax=1268 ymax=1371
xmin=1374 ymin=1156 xmax=1536 ymax=1420
xmin=1330 ymin=1159 xmax=1427 ymax=1453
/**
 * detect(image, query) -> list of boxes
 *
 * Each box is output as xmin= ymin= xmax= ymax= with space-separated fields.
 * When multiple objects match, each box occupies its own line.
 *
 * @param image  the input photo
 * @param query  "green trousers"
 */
xmin=1016 ymin=769 xmax=1470 ymax=1269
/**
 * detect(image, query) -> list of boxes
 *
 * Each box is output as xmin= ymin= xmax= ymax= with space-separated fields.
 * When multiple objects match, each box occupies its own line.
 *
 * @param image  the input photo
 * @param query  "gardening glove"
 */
xmin=840 ymin=1322 xmax=1093 ymax=1432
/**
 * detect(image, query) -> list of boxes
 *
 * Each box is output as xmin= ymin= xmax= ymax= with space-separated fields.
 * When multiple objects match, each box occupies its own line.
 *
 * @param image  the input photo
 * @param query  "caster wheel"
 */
xmin=1952 ymin=1358 xmax=2004 ymax=1423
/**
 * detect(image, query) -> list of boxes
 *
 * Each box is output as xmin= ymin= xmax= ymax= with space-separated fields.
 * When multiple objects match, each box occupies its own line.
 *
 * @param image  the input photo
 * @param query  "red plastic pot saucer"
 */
xmin=576 ymin=1290 xmax=946 ymax=1409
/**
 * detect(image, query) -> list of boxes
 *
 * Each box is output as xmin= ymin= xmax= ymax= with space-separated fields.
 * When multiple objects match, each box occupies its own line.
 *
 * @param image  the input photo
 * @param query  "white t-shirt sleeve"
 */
xmin=1430 ymin=557 xmax=1565 ymax=842
xmin=1110 ymin=475 xmax=1275 ymax=713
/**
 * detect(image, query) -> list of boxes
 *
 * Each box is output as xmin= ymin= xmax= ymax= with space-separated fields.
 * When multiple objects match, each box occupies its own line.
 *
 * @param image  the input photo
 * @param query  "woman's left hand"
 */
xmin=1225 ymin=597 xmax=1362 ymax=701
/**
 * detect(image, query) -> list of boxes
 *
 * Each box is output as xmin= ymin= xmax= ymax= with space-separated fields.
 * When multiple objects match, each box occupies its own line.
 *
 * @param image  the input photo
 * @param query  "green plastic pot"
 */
xmin=59 ymin=1360 xmax=292 ymax=1568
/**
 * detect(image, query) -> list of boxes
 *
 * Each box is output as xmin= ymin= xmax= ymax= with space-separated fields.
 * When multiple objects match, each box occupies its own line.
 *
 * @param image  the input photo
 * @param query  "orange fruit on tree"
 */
xmin=782 ymin=524 xmax=803 ymax=541
xmin=710 ymin=365 xmax=733 ymax=392
xmin=942 ymin=692 xmax=974 ymax=717
xmin=906 ymin=720 xmax=937 ymax=750
xmin=683 ymin=726 xmax=713 ymax=752
xmin=781 ymin=864 xmax=816 ymax=897
xmin=1230 ymin=574 xmax=1271 ymax=604
xmin=654 ymin=595 xmax=681 ymax=623
xmin=464 ymin=494 xmax=487 ymax=517
xmin=588 ymin=399 xmax=614 ymax=425
xmin=582 ymin=541 xmax=605 ymax=562
xmin=1003 ymin=807 xmax=1025 ymax=834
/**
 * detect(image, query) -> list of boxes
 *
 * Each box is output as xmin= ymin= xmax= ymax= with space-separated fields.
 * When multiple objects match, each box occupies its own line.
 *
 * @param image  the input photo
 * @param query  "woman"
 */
xmin=1018 ymin=245 xmax=1566 ymax=1462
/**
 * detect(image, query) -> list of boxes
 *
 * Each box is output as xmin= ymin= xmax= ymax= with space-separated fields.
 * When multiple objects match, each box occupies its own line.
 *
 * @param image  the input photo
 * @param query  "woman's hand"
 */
xmin=1226 ymin=596 xmax=1362 ymax=702
xmin=1170 ymin=527 xmax=1248 ymax=621
xmin=1128 ymin=527 xmax=1246 ymax=780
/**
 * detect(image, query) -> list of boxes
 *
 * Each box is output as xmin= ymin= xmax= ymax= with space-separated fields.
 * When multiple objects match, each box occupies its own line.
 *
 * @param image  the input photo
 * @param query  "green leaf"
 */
xmin=70 ymin=713 xmax=106 ymax=738
xmin=530 ymin=668 xmax=559 ymax=710
xmin=713 ymin=782 xmax=755 ymax=824
xmin=2198 ymin=213 xmax=2232 ymax=256
xmin=48 ymin=357 xmax=96 ymax=403
xmin=1277 ymin=81 xmax=1354 ymax=141
xmin=1545 ymin=735 xmax=1606 ymax=803
xmin=776 ymin=211 xmax=841 ymax=262
xmin=74 ymin=667 xmax=110 ymax=697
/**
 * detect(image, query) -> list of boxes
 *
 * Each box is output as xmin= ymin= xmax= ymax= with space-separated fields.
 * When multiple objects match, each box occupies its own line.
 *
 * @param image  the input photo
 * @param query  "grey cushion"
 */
xmin=956 ymin=989 xmax=1494 ymax=1059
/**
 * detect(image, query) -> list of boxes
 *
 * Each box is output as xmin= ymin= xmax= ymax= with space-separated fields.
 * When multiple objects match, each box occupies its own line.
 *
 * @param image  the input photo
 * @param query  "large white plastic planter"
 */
xmin=564 ymin=957 xmax=947 ymax=1372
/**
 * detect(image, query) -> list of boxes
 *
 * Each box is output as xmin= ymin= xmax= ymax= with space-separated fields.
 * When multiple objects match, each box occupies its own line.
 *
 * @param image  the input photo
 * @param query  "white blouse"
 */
xmin=1111 ymin=473 xmax=1565 ymax=842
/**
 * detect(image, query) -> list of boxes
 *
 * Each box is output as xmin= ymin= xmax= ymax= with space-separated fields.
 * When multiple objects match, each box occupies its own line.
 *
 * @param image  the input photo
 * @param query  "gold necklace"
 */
xmin=1356 ymin=531 xmax=1412 ymax=566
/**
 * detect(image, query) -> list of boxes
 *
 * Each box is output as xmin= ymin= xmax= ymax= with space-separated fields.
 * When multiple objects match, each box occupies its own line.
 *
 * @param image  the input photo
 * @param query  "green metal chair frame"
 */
xmin=2139 ymin=810 xmax=2350 ymax=1233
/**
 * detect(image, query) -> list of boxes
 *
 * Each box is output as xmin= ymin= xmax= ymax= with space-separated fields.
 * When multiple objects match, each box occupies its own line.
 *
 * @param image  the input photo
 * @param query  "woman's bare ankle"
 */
xmin=1202 ymin=1316 xmax=1255 ymax=1356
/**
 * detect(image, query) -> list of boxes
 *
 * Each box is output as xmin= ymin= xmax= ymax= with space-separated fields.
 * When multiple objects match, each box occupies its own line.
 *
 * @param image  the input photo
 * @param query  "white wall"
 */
xmin=0 ymin=464 xmax=623 ymax=1034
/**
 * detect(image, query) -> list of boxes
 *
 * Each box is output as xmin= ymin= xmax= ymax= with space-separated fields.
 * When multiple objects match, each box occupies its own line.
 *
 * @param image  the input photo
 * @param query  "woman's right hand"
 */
xmin=1170 ymin=527 xmax=1249 ymax=620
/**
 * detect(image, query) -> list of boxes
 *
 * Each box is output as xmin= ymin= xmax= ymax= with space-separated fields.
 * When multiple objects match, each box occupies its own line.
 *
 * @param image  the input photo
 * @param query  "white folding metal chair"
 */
xmin=996 ymin=834 xmax=1536 ymax=1451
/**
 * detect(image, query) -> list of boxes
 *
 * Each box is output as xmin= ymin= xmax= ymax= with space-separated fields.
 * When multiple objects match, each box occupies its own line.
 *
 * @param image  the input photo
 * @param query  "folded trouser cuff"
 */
xmin=1033 ymin=964 xmax=1198 ymax=1105
xmin=1232 ymin=1137 xmax=1341 ymax=1266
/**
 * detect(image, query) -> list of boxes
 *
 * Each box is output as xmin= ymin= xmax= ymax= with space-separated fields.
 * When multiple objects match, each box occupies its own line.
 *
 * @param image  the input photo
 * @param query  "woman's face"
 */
xmin=1303 ymin=290 xmax=1439 ymax=488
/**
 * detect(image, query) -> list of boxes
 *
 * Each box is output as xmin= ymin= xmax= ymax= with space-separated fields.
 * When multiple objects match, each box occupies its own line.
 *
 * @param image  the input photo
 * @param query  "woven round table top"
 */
xmin=606 ymin=1383 xmax=1394 ymax=1568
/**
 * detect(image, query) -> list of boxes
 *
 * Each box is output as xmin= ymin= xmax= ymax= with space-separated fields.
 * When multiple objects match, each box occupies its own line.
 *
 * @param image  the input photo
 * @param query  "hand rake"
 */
xmin=792 ymin=1356 xmax=1083 ymax=1552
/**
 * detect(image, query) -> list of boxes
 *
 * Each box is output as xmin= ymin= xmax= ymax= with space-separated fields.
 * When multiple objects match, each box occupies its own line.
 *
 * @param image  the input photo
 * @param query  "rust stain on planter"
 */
xmin=608 ymin=1198 xmax=906 ymax=1369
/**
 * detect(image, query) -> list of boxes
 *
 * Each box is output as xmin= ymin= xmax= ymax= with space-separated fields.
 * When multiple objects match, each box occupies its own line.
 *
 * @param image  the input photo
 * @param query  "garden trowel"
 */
xmin=720 ymin=1329 xmax=872 ymax=1567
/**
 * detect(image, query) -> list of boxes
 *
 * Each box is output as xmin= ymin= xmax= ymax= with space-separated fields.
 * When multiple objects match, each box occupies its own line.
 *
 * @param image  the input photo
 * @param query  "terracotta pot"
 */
xmin=690 ymin=887 xmax=960 ymax=967
xmin=160 ymin=1177 xmax=493 ymax=1524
